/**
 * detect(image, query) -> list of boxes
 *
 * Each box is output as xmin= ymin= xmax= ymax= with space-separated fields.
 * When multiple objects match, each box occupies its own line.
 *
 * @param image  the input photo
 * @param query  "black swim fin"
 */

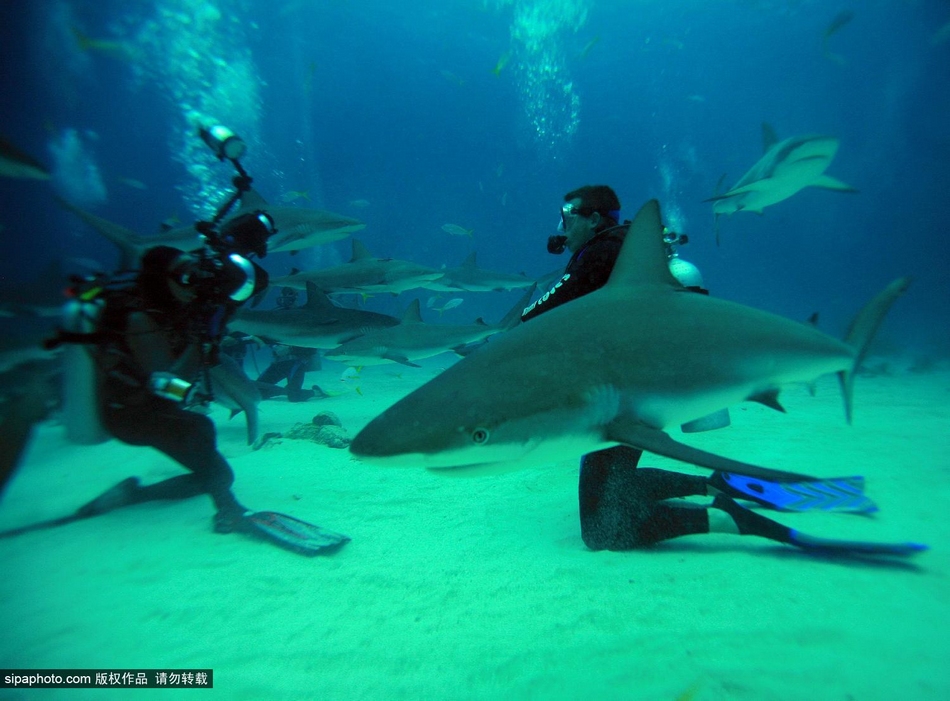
xmin=787 ymin=530 xmax=928 ymax=557
xmin=240 ymin=511 xmax=350 ymax=556
xmin=0 ymin=477 xmax=142 ymax=540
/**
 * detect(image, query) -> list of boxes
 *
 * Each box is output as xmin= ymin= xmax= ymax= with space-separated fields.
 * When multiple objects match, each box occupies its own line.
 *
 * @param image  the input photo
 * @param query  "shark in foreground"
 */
xmin=707 ymin=123 xmax=857 ymax=242
xmin=350 ymin=200 xmax=909 ymax=483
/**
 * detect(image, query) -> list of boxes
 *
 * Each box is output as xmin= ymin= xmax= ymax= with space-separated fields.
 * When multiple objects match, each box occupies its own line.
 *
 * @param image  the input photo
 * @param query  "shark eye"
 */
xmin=471 ymin=428 xmax=490 ymax=444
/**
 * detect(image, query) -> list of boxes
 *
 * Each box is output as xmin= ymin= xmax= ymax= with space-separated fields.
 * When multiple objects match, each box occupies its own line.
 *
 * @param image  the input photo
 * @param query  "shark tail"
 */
xmin=838 ymin=277 xmax=912 ymax=423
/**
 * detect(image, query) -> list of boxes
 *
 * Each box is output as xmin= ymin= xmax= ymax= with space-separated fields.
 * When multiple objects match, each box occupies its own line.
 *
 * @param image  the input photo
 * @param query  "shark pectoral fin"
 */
xmin=229 ymin=408 xmax=242 ymax=419
xmin=722 ymin=180 xmax=774 ymax=196
xmin=605 ymin=418 xmax=815 ymax=482
xmin=748 ymin=388 xmax=785 ymax=412
xmin=384 ymin=353 xmax=420 ymax=367
xmin=810 ymin=175 xmax=858 ymax=192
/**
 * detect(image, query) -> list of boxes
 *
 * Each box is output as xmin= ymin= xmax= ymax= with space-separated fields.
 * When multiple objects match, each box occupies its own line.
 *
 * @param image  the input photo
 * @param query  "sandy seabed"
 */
xmin=1 ymin=359 xmax=948 ymax=700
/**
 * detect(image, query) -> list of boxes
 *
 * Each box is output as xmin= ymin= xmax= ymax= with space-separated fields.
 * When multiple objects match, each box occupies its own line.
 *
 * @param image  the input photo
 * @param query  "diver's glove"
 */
xmin=148 ymin=372 xmax=195 ymax=402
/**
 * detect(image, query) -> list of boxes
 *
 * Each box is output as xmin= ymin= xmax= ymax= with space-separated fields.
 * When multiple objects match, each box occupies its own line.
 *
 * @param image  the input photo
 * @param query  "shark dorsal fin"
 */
xmin=460 ymin=251 xmax=477 ymax=268
xmin=351 ymin=239 xmax=372 ymax=261
xmin=606 ymin=200 xmax=682 ymax=290
xmin=238 ymin=188 xmax=269 ymax=213
xmin=401 ymin=298 xmax=423 ymax=324
xmin=762 ymin=122 xmax=779 ymax=153
xmin=304 ymin=282 xmax=337 ymax=310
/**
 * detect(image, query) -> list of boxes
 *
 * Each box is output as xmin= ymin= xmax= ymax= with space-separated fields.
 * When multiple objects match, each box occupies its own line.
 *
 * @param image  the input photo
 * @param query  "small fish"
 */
xmin=932 ymin=18 xmax=950 ymax=45
xmin=442 ymin=224 xmax=473 ymax=238
xmin=304 ymin=61 xmax=317 ymax=94
xmin=501 ymin=192 xmax=508 ymax=207
xmin=281 ymin=190 xmax=310 ymax=203
xmin=492 ymin=51 xmax=511 ymax=76
xmin=440 ymin=70 xmax=465 ymax=86
xmin=822 ymin=10 xmax=854 ymax=64
xmin=71 ymin=26 xmax=140 ymax=62
xmin=579 ymin=36 xmax=600 ymax=59
xmin=495 ymin=163 xmax=504 ymax=177
xmin=686 ymin=94 xmax=706 ymax=103
xmin=432 ymin=298 xmax=463 ymax=316
xmin=823 ymin=10 xmax=855 ymax=39
xmin=348 ymin=199 xmax=371 ymax=208
xmin=117 ymin=176 xmax=147 ymax=190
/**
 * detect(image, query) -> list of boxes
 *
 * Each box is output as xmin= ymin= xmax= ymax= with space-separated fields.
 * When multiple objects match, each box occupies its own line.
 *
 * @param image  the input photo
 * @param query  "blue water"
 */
xmin=2 ymin=0 xmax=949 ymax=347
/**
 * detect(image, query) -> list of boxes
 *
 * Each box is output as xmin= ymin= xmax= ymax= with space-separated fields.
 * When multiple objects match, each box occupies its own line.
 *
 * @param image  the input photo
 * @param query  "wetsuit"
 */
xmin=257 ymin=345 xmax=319 ymax=402
xmin=522 ymin=224 xmax=712 ymax=550
xmin=94 ymin=293 xmax=246 ymax=524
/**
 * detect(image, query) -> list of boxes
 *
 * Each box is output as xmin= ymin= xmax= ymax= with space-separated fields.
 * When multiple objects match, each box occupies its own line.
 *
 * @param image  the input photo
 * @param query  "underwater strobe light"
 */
xmin=199 ymin=124 xmax=247 ymax=162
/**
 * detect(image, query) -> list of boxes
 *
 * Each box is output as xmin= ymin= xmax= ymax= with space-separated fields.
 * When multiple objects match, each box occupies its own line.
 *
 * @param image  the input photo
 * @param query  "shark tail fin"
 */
xmin=838 ymin=278 xmax=911 ymax=423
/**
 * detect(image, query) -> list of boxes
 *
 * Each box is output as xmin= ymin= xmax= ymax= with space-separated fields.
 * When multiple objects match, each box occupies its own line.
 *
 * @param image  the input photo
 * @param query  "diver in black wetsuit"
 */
xmin=523 ymin=185 xmax=886 ymax=553
xmin=254 ymin=288 xmax=320 ymax=403
xmin=81 ymin=244 xmax=268 ymax=533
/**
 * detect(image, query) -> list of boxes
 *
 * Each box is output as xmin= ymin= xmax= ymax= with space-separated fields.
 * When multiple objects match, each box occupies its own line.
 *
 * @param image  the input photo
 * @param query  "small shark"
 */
xmin=325 ymin=286 xmax=535 ymax=367
xmin=423 ymin=252 xmax=537 ymax=293
xmin=228 ymin=282 xmax=400 ymax=349
xmin=236 ymin=190 xmax=364 ymax=255
xmin=0 ymin=136 xmax=51 ymax=180
xmin=209 ymin=353 xmax=261 ymax=446
xmin=270 ymin=240 xmax=444 ymax=296
xmin=706 ymin=123 xmax=857 ymax=242
xmin=350 ymin=200 xmax=908 ymax=483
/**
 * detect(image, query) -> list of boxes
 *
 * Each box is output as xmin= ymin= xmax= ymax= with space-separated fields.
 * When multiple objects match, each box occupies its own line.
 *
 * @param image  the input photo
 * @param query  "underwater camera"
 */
xmin=169 ymin=249 xmax=268 ymax=304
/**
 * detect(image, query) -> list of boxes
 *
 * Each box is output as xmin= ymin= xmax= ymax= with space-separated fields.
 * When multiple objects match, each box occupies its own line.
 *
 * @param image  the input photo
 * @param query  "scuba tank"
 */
xmin=61 ymin=296 xmax=109 ymax=444
xmin=665 ymin=233 xmax=732 ymax=434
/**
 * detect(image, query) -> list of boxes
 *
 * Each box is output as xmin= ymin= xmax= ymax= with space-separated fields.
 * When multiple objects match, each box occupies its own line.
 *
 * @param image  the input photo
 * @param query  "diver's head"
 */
xmin=138 ymin=245 xmax=268 ymax=308
xmin=554 ymin=185 xmax=621 ymax=254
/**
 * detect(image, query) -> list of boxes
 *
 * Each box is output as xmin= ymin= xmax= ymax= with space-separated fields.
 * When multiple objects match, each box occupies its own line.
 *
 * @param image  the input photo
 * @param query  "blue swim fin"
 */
xmin=788 ymin=530 xmax=928 ymax=556
xmin=710 ymin=472 xmax=877 ymax=513
xmin=712 ymin=494 xmax=926 ymax=557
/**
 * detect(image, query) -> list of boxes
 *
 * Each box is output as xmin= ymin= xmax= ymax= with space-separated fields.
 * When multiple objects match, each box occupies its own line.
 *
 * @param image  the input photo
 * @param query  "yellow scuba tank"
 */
xmin=61 ymin=295 xmax=109 ymax=444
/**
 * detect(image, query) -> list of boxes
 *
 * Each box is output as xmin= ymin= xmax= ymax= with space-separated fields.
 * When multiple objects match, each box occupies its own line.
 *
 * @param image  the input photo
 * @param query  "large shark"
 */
xmin=235 ymin=189 xmax=365 ymax=255
xmin=56 ymin=196 xmax=205 ymax=269
xmin=707 ymin=124 xmax=857 ymax=241
xmin=325 ymin=286 xmax=535 ymax=367
xmin=270 ymin=239 xmax=444 ymax=296
xmin=350 ymin=200 xmax=908 ymax=482
xmin=228 ymin=282 xmax=400 ymax=349
xmin=422 ymin=252 xmax=536 ymax=293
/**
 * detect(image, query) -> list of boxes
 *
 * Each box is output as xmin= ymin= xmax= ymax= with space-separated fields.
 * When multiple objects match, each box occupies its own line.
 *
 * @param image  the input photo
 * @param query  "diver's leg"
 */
xmin=578 ymin=447 xmax=710 ymax=550
xmin=103 ymin=401 xmax=247 ymax=527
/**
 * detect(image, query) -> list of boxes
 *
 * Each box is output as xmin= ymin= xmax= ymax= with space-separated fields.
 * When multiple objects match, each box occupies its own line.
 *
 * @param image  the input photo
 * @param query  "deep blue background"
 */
xmin=2 ymin=0 xmax=948 ymax=352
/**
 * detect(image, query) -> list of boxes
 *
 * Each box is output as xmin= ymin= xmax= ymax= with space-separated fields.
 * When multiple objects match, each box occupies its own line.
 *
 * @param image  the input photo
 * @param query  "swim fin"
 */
xmin=712 ymin=494 xmax=926 ymax=557
xmin=788 ymin=530 xmax=928 ymax=556
xmin=0 ymin=477 xmax=142 ymax=539
xmin=709 ymin=471 xmax=877 ymax=513
xmin=240 ymin=511 xmax=350 ymax=556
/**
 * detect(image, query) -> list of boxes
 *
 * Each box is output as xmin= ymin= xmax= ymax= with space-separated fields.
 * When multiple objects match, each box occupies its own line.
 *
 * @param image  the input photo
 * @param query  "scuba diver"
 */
xmin=524 ymin=185 xmax=923 ymax=556
xmin=255 ymin=287 xmax=322 ymax=403
xmin=0 ymin=124 xmax=348 ymax=555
